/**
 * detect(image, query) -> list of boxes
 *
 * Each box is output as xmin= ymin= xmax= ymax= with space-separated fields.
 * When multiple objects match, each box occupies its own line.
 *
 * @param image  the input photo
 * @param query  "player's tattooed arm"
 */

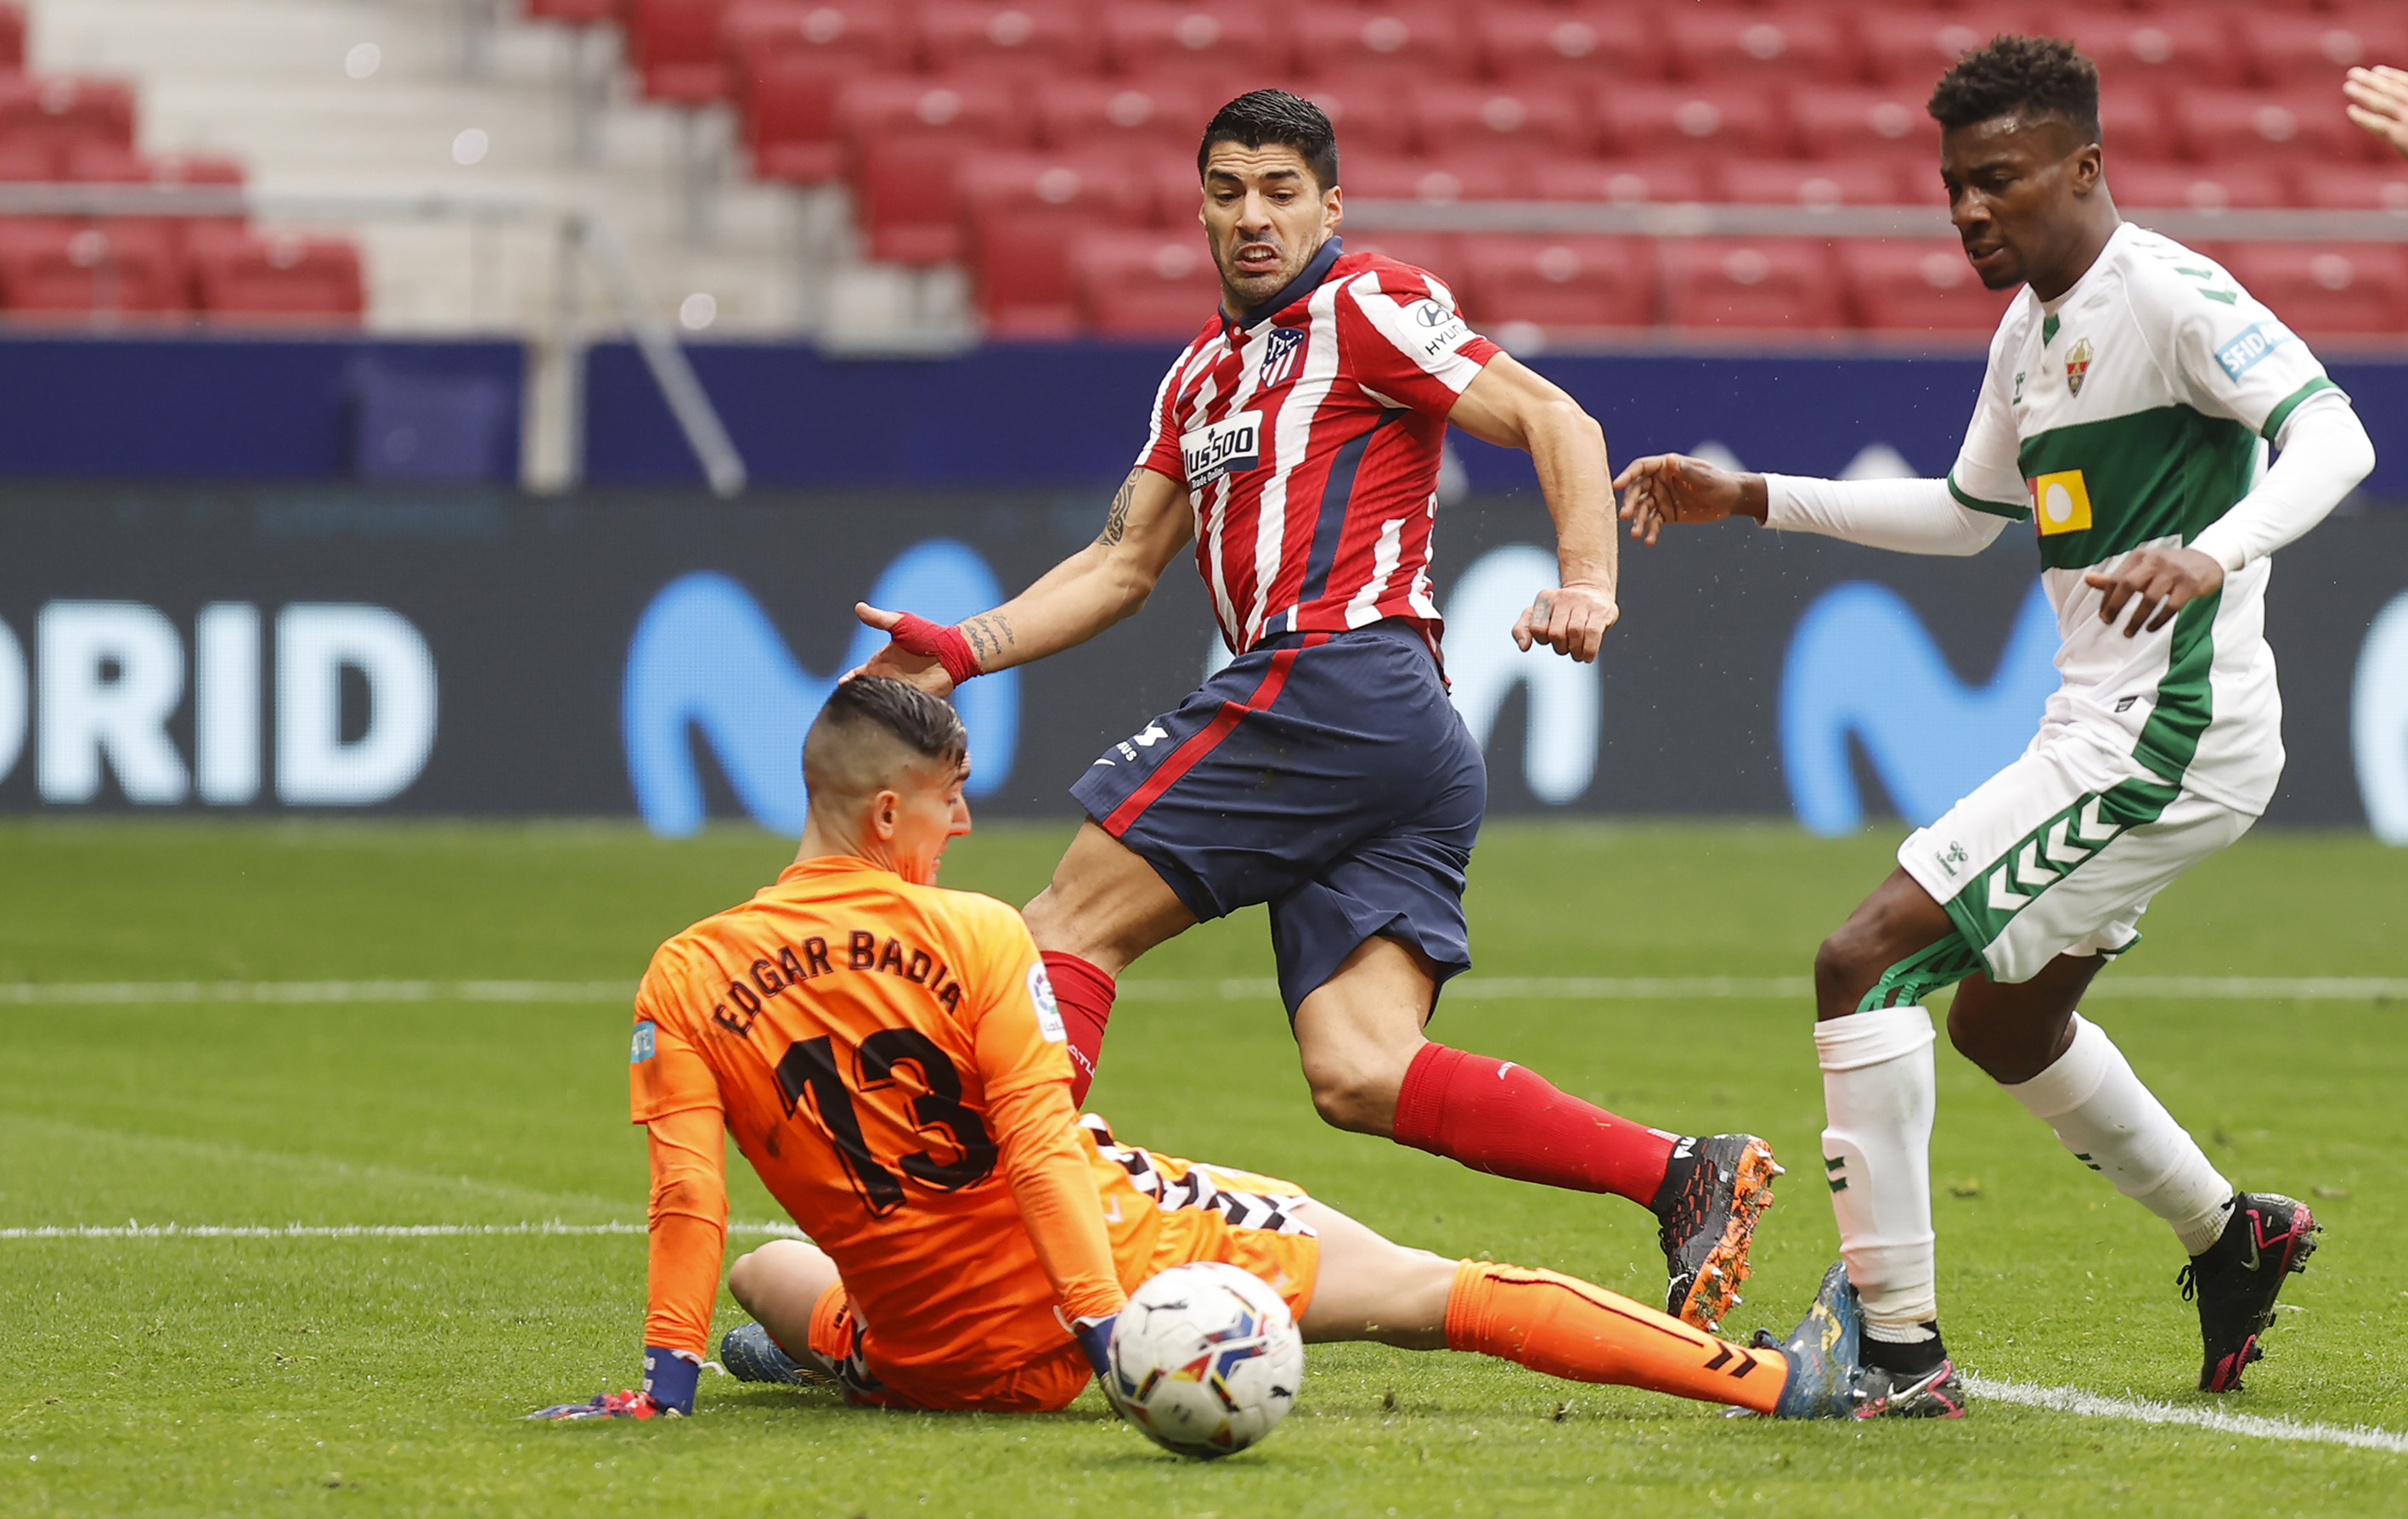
xmin=853 ymin=468 xmax=1193 ymax=680
xmin=959 ymin=613 xmax=1018 ymax=664
xmin=1093 ymin=470 xmax=1141 ymax=548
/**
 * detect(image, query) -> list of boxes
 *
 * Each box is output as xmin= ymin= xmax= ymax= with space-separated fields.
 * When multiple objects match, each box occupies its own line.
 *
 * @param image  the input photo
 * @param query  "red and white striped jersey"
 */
xmin=1135 ymin=238 xmax=1501 ymax=656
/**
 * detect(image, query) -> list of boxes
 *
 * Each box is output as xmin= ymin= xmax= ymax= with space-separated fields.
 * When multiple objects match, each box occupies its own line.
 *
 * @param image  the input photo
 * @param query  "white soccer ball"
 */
xmin=1104 ymin=1261 xmax=1304 ymax=1459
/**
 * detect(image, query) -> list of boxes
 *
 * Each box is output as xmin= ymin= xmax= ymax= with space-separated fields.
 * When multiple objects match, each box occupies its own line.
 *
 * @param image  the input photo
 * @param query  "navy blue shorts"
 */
xmin=1069 ymin=619 xmax=1486 ymax=1016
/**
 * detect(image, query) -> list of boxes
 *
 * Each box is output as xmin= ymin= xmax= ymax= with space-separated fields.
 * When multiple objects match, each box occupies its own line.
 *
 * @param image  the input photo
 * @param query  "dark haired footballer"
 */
xmin=1616 ymin=37 xmax=2376 ymax=1414
xmin=851 ymin=89 xmax=1779 ymax=1334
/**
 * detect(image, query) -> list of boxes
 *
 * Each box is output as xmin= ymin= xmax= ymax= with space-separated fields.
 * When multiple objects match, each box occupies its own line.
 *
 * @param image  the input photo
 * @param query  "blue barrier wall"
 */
xmin=0 ymin=336 xmax=522 ymax=481
xmin=584 ymin=339 xmax=2408 ymax=495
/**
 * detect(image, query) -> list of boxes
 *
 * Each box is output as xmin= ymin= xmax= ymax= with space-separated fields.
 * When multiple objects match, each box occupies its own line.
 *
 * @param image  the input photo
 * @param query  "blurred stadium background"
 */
xmin=0 ymin=0 xmax=2400 ymax=842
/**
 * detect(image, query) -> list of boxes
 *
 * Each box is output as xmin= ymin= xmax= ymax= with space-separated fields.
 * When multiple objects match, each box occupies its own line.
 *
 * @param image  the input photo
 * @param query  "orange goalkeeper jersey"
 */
xmin=629 ymin=855 xmax=1124 ymax=1382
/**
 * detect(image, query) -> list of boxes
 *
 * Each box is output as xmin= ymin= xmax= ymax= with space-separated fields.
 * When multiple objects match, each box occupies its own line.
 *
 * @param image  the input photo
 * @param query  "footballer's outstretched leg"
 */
xmin=1298 ymin=1198 xmax=1854 ymax=1420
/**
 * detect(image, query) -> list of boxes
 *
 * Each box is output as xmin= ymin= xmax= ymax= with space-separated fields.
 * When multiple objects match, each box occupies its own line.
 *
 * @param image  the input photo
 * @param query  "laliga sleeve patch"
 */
xmin=630 ymin=1020 xmax=657 ymax=1064
xmin=1026 ymin=963 xmax=1065 ymax=1043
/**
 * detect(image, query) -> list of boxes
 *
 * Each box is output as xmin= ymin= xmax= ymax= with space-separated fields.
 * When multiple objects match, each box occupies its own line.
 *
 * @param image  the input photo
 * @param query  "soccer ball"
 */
xmin=1104 ymin=1261 xmax=1304 ymax=1459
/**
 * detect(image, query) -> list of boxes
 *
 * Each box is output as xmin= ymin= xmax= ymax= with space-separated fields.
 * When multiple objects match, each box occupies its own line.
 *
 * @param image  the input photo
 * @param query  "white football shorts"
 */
xmin=1897 ymin=738 xmax=2255 ymax=985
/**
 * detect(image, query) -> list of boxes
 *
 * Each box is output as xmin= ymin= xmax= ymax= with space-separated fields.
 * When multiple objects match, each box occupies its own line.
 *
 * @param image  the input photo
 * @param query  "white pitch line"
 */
xmin=0 ymin=1221 xmax=805 ymax=1240
xmin=1966 ymin=1374 xmax=2408 ymax=1455
xmin=0 ymin=975 xmax=2400 ymax=1007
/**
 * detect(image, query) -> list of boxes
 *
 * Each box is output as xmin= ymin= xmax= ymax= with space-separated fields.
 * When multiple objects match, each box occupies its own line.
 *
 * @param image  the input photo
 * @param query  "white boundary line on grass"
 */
xmin=0 ymin=1221 xmax=804 ymax=1240
xmin=1965 ymin=1374 xmax=2408 ymax=1455
xmin=0 ymin=1228 xmax=2390 ymax=1456
xmin=2 ymin=976 xmax=2404 ymax=1006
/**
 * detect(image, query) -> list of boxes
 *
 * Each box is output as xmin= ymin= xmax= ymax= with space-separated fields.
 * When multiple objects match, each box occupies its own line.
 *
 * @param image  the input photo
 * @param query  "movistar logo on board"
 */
xmin=620 ymin=543 xmax=1018 ymax=837
xmin=1780 ymin=580 xmax=2058 ymax=835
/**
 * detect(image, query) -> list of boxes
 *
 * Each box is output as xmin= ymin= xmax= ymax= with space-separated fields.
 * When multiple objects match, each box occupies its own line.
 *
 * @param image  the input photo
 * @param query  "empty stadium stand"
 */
xmin=0 ymin=3 xmax=362 ymax=323
xmin=539 ymin=0 xmax=2404 ymax=341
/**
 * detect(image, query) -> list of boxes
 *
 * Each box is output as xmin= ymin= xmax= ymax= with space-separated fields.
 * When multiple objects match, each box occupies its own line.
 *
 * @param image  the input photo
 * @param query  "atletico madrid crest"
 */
xmin=1260 ymin=326 xmax=1305 ymax=387
xmin=2065 ymin=336 xmax=2094 ymax=397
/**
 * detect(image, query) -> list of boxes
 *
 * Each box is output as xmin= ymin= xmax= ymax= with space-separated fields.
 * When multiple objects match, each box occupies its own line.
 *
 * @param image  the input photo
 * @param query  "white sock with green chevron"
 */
xmin=2005 ymin=1013 xmax=2235 ymax=1256
xmin=1816 ymin=1005 xmax=1940 ymax=1341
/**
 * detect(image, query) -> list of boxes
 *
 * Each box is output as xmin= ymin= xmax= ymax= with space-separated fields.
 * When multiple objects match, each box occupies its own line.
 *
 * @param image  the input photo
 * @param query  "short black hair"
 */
xmin=804 ymin=675 xmax=967 ymax=790
xmin=1198 ymin=88 xmax=1339 ymax=192
xmin=1927 ymin=34 xmax=2101 ymax=145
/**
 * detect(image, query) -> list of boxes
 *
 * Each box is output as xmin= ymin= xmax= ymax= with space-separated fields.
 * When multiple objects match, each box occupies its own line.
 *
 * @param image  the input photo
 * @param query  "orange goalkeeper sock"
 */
xmin=1442 ymin=1260 xmax=1786 ymax=1414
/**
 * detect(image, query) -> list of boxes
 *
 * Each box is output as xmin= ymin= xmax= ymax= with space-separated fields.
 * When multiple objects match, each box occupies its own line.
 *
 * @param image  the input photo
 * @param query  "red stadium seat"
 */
xmin=2109 ymin=162 xmax=2288 ymax=213
xmin=1789 ymin=88 xmax=1939 ymax=168
xmin=1840 ymin=239 xmax=2016 ymax=333
xmin=1458 ymin=234 xmax=1653 ymax=335
xmin=840 ymin=75 xmax=1029 ymax=149
xmin=1537 ymin=155 xmax=1715 ymax=206
xmin=1291 ymin=6 xmax=1471 ymax=84
xmin=1298 ymin=81 xmax=1416 ymax=157
xmin=726 ymin=2 xmax=911 ymax=81
xmin=191 ymin=233 xmax=364 ymax=325
xmin=736 ymin=59 xmax=850 ymax=182
xmin=919 ymin=2 xmax=1101 ymax=82
xmin=1664 ymin=8 xmax=1855 ymax=87
xmin=1719 ymin=157 xmax=1903 ymax=207
xmin=0 ymin=77 xmax=138 ymax=165
xmin=1480 ymin=8 xmax=1665 ymax=88
xmin=2050 ymin=10 xmax=2246 ymax=91
xmin=726 ymin=5 xmax=911 ymax=180
xmin=1035 ymin=78 xmax=1205 ymax=155
xmin=2294 ymin=162 xmax=2408 ymax=212
xmin=842 ymin=81 xmax=1031 ymax=260
xmin=1341 ymin=151 xmax=1537 ymax=204
xmin=1103 ymin=4 xmax=1280 ymax=79
xmin=1135 ymin=149 xmax=1206 ymax=225
xmin=1860 ymin=9 xmax=2041 ymax=89
xmin=2219 ymin=242 xmax=2408 ymax=336
xmin=967 ymin=155 xmax=1153 ymax=337
xmin=524 ymin=0 xmax=618 ymax=20
xmin=1077 ymin=229 xmax=1221 ymax=338
xmin=2239 ymin=10 xmax=2408 ymax=91
xmin=1413 ymin=83 xmax=1593 ymax=161
xmin=2174 ymin=89 xmax=2373 ymax=168
xmin=627 ymin=0 xmax=738 ymax=104
xmin=1345 ymin=231 xmax=1465 ymax=287
xmin=0 ymin=222 xmax=187 ymax=317
xmin=2095 ymin=88 xmax=2178 ymax=163
xmin=1660 ymin=239 xmax=1841 ymax=331
xmin=0 ymin=3 xmax=22 ymax=71
xmin=0 ymin=139 xmax=48 ymax=180
xmin=1594 ymin=86 xmax=1782 ymax=161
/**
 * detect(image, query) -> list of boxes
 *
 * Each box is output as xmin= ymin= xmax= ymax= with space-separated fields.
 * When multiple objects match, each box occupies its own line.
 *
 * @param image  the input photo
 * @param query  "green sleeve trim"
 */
xmin=1948 ymin=473 xmax=2032 ymax=521
xmin=2260 ymin=376 xmax=2342 ymax=443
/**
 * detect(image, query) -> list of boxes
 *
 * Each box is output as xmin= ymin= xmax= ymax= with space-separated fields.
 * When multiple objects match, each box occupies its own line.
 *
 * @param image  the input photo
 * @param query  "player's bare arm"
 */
xmin=1446 ymin=355 xmax=1619 ymax=663
xmin=853 ymin=466 xmax=1194 ymax=696
xmin=1612 ymin=453 xmax=1770 ymax=544
xmin=2345 ymin=64 xmax=2408 ymax=160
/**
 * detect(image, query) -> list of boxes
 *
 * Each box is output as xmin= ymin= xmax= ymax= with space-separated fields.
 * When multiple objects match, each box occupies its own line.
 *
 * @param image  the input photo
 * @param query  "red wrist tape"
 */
xmin=885 ymin=613 xmax=982 ymax=686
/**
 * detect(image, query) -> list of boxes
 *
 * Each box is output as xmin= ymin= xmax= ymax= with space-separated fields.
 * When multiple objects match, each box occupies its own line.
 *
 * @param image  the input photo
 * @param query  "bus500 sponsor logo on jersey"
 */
xmin=0 ymin=602 xmax=435 ymax=808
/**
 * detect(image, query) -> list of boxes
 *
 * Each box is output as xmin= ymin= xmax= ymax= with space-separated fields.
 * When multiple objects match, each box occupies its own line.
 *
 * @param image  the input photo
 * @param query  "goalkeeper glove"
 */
xmin=1071 ymin=1314 xmax=1117 ymax=1381
xmin=526 ymin=1345 xmax=702 ymax=1421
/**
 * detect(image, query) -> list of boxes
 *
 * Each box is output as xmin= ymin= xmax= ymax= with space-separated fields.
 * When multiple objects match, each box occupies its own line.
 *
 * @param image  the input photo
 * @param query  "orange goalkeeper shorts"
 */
xmin=807 ymin=1121 xmax=1322 ymax=1413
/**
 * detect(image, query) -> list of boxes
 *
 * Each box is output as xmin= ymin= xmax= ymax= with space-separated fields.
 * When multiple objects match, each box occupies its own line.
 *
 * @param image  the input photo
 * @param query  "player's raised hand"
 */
xmin=2345 ymin=65 xmax=2408 ymax=161
xmin=1513 ymin=581 xmax=1620 ymax=663
xmin=2084 ymin=546 xmax=2225 ymax=638
xmin=1612 ymin=455 xmax=1767 ymax=545
xmin=849 ymin=603 xmax=974 ymax=696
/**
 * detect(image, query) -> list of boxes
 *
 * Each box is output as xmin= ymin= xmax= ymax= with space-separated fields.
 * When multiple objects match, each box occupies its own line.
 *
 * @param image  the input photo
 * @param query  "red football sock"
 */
xmin=1041 ymin=951 xmax=1114 ymax=1106
xmin=1392 ymin=1043 xmax=1678 ymax=1206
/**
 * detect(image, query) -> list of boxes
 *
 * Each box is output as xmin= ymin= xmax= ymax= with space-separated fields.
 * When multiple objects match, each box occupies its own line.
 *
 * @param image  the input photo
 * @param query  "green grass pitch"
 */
xmin=2 ymin=817 xmax=2404 ymax=1516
